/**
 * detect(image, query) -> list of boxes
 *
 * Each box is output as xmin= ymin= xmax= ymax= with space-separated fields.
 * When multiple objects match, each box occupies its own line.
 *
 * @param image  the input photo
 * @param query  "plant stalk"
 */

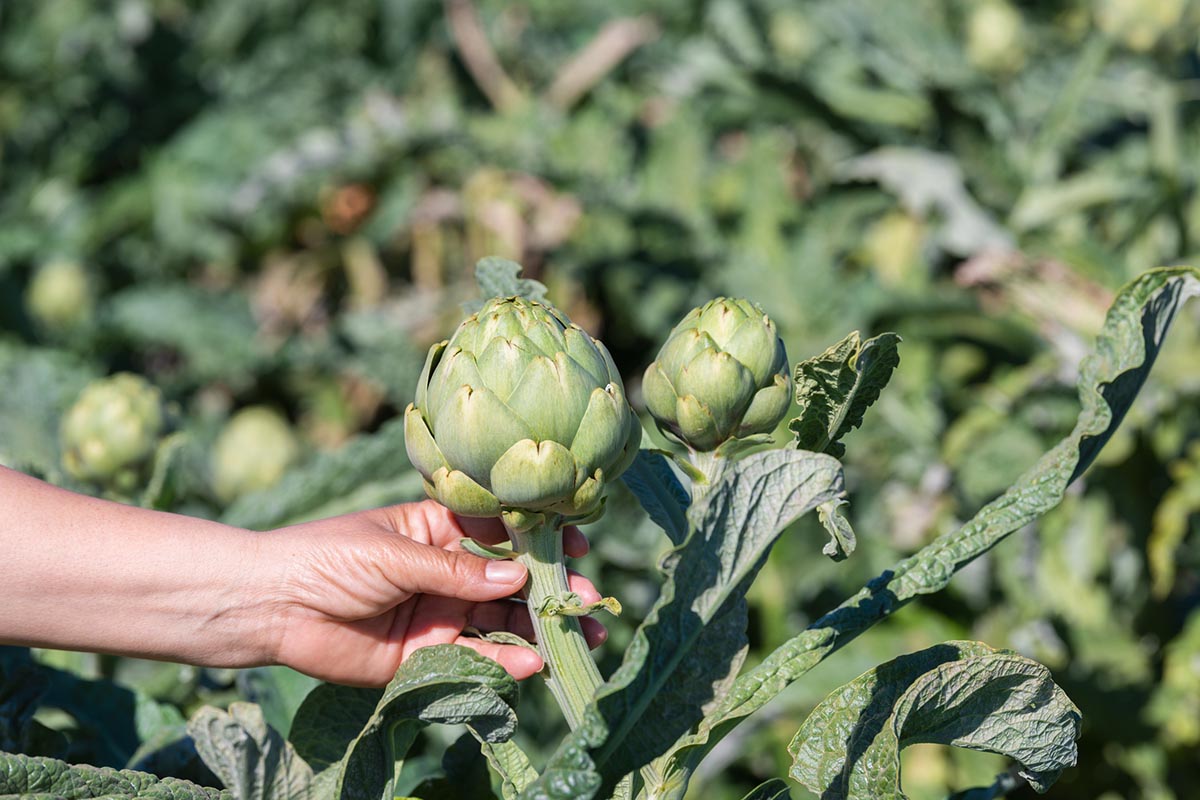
xmin=507 ymin=519 xmax=603 ymax=730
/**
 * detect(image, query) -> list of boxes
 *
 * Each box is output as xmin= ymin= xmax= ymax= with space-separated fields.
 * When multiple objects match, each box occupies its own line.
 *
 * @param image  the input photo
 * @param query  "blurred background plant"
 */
xmin=1 ymin=0 xmax=1199 ymax=798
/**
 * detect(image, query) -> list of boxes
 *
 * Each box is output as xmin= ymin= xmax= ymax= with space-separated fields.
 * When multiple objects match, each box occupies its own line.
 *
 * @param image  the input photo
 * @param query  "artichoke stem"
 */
xmin=507 ymin=520 xmax=603 ymax=730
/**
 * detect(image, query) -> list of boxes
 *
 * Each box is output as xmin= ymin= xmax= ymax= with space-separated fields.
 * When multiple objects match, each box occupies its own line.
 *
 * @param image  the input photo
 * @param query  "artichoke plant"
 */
xmin=61 ymin=373 xmax=164 ymax=489
xmin=404 ymin=295 xmax=641 ymax=521
xmin=642 ymin=297 xmax=791 ymax=452
xmin=404 ymin=293 xmax=642 ymax=732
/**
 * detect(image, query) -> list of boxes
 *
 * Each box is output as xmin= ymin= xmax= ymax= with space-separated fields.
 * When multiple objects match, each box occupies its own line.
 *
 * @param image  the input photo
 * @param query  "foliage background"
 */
xmin=1 ymin=0 xmax=1199 ymax=797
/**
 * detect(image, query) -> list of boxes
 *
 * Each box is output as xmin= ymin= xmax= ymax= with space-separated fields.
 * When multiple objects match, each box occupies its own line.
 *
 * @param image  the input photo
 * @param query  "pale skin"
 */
xmin=0 ymin=466 xmax=605 ymax=687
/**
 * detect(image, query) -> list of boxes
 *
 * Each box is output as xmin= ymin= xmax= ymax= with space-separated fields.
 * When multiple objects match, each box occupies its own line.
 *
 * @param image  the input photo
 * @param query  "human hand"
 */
xmin=261 ymin=499 xmax=607 ymax=686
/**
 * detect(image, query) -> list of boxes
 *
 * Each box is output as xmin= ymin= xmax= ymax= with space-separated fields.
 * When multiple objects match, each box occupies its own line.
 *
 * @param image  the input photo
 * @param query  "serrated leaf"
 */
xmin=525 ymin=449 xmax=844 ymax=798
xmin=0 ymin=751 xmax=232 ymax=799
xmin=290 ymin=645 xmax=519 ymax=800
xmin=187 ymin=703 xmax=313 ymax=800
xmin=790 ymin=330 xmax=901 ymax=457
xmin=788 ymin=641 xmax=1080 ymax=799
xmin=619 ymin=449 xmax=690 ymax=545
xmin=659 ymin=266 xmax=1200 ymax=784
xmin=818 ymin=498 xmax=857 ymax=561
xmin=472 ymin=258 xmax=548 ymax=306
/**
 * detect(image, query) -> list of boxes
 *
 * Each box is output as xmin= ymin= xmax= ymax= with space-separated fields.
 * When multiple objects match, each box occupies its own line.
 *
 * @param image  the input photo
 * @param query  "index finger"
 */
xmin=457 ymin=515 xmax=588 ymax=559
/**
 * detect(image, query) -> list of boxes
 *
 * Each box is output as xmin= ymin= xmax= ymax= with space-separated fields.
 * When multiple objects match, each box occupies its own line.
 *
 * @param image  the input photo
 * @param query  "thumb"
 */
xmin=389 ymin=537 xmax=528 ymax=602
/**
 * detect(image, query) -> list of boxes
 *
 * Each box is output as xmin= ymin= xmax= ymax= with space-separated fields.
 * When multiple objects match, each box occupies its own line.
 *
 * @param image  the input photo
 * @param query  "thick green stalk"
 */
xmin=507 ymin=519 xmax=603 ymax=730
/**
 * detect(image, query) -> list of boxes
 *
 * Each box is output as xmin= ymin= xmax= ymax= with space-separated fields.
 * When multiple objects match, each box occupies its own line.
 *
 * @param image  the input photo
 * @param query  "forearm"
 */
xmin=0 ymin=467 xmax=278 ymax=667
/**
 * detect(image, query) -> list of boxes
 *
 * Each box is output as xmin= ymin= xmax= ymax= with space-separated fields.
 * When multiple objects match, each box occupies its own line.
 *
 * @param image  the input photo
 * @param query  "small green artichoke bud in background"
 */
xmin=642 ymin=297 xmax=791 ymax=452
xmin=211 ymin=406 xmax=300 ymax=503
xmin=966 ymin=0 xmax=1026 ymax=74
xmin=26 ymin=260 xmax=94 ymax=333
xmin=404 ymin=296 xmax=641 ymax=520
xmin=61 ymin=373 xmax=164 ymax=488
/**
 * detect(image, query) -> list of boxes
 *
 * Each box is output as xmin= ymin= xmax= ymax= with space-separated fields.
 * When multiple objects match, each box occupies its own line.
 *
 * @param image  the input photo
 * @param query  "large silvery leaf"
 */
xmin=790 ymin=330 xmax=901 ymax=457
xmin=659 ymin=267 xmax=1200 ymax=784
xmin=788 ymin=641 xmax=1080 ymax=798
xmin=0 ymin=751 xmax=231 ymax=799
xmin=289 ymin=645 xmax=519 ymax=800
xmin=619 ymin=449 xmax=690 ymax=545
xmin=187 ymin=703 xmax=313 ymax=800
xmin=523 ymin=449 xmax=844 ymax=798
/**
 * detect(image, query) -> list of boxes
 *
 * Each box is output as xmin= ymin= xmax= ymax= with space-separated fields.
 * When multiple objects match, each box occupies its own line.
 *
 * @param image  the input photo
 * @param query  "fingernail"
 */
xmin=485 ymin=560 xmax=527 ymax=585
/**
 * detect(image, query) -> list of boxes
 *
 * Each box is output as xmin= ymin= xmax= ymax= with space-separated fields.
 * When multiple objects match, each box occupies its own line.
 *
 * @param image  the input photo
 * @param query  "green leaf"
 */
xmin=838 ymin=148 xmax=1012 ymax=256
xmin=790 ymin=330 xmax=901 ymax=457
xmin=788 ymin=641 xmax=1080 ymax=799
xmin=236 ymin=668 xmax=321 ymax=740
xmin=660 ymin=266 xmax=1200 ymax=784
xmin=105 ymin=284 xmax=262 ymax=387
xmin=738 ymin=778 xmax=791 ymax=800
xmin=290 ymin=645 xmax=519 ymax=800
xmin=0 ymin=751 xmax=231 ymax=799
xmin=0 ymin=656 xmax=63 ymax=758
xmin=222 ymin=417 xmax=423 ymax=529
xmin=0 ymin=343 xmax=97 ymax=481
xmin=525 ymin=449 xmax=844 ymax=798
xmin=619 ymin=449 xmax=690 ymax=545
xmin=818 ymin=498 xmax=856 ymax=561
xmin=473 ymin=258 xmax=548 ymax=305
xmin=10 ymin=648 xmax=183 ymax=769
xmin=476 ymin=739 xmax=538 ymax=800
xmin=186 ymin=703 xmax=314 ymax=800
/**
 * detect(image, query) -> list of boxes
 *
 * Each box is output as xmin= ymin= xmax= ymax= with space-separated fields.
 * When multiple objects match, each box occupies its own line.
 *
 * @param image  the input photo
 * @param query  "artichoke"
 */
xmin=61 ymin=373 xmax=164 ymax=487
xmin=26 ymin=260 xmax=93 ymax=332
xmin=404 ymin=296 xmax=641 ymax=519
xmin=642 ymin=297 xmax=791 ymax=451
xmin=211 ymin=406 xmax=300 ymax=503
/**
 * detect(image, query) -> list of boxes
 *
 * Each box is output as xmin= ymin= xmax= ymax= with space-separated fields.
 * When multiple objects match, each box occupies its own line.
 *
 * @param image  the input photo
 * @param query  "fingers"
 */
xmin=393 ymin=595 xmax=545 ymax=681
xmin=563 ymin=526 xmax=589 ymax=558
xmin=383 ymin=499 xmax=591 ymax=558
xmin=453 ymin=637 xmax=544 ymax=680
xmin=383 ymin=535 xmax=528 ymax=602
xmin=467 ymin=569 xmax=609 ymax=649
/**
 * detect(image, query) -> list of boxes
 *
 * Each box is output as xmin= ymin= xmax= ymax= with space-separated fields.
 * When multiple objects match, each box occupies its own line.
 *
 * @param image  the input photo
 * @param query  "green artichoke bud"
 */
xmin=26 ymin=260 xmax=93 ymax=332
xmin=61 ymin=373 xmax=164 ymax=487
xmin=404 ymin=296 xmax=641 ymax=519
xmin=642 ymin=297 xmax=791 ymax=451
xmin=211 ymin=407 xmax=300 ymax=503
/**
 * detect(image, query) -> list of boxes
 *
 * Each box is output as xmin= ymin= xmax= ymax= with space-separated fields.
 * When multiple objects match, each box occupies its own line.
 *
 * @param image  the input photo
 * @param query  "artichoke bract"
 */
xmin=404 ymin=296 xmax=641 ymax=519
xmin=61 ymin=373 xmax=164 ymax=487
xmin=643 ymin=297 xmax=791 ymax=451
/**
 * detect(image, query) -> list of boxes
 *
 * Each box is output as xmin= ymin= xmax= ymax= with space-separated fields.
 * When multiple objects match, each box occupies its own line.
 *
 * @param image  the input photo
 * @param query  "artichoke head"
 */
xmin=61 ymin=373 xmax=164 ymax=487
xmin=211 ymin=406 xmax=300 ymax=503
xmin=404 ymin=296 xmax=641 ymax=520
xmin=643 ymin=297 xmax=791 ymax=451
